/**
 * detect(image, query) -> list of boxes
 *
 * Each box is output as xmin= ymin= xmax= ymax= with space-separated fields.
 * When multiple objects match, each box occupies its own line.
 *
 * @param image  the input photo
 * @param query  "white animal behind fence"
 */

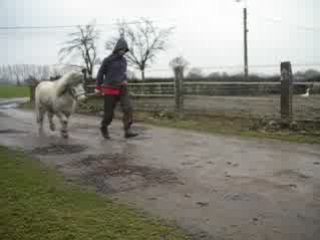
xmin=35 ymin=71 xmax=86 ymax=139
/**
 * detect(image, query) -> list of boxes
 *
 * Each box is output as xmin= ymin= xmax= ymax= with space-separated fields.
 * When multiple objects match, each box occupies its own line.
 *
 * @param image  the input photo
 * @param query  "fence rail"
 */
xmin=86 ymin=81 xmax=318 ymax=97
xmin=87 ymin=81 xmax=320 ymax=89
xmin=84 ymin=62 xmax=320 ymax=122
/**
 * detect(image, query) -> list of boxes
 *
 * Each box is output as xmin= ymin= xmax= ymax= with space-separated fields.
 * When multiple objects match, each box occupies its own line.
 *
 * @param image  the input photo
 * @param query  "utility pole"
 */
xmin=236 ymin=0 xmax=249 ymax=79
xmin=243 ymin=6 xmax=249 ymax=79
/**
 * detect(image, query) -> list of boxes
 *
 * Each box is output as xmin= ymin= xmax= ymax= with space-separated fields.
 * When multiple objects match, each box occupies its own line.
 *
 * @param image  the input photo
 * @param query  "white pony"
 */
xmin=35 ymin=71 xmax=86 ymax=138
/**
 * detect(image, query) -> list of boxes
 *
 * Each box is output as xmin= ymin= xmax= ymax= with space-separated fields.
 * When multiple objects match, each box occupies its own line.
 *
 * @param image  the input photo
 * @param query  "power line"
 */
xmin=0 ymin=19 xmax=174 ymax=31
xmin=0 ymin=23 xmax=119 ymax=30
xmin=250 ymin=13 xmax=320 ymax=32
xmin=0 ymin=15 xmax=318 ymax=33
xmin=0 ymin=30 xmax=73 ymax=35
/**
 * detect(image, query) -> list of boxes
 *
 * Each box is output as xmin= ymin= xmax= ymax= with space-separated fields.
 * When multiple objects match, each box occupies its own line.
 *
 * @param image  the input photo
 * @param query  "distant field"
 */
xmin=131 ymin=95 xmax=320 ymax=121
xmin=0 ymin=84 xmax=29 ymax=98
xmin=73 ymin=94 xmax=320 ymax=122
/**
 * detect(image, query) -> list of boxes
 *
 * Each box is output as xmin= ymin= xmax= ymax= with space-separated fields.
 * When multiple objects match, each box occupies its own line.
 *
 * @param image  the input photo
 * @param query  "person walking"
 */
xmin=96 ymin=36 xmax=138 ymax=139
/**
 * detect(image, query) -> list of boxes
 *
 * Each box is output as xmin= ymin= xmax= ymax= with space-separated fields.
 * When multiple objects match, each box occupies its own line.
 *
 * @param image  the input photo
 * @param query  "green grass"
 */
xmin=0 ymin=146 xmax=188 ymax=240
xmin=0 ymin=84 xmax=29 ymax=98
xmin=133 ymin=112 xmax=320 ymax=144
xmin=18 ymin=101 xmax=34 ymax=110
xmin=19 ymin=98 xmax=320 ymax=144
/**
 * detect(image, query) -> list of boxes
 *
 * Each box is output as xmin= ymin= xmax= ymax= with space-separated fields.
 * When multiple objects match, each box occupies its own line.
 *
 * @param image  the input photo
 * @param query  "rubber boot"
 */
xmin=100 ymin=126 xmax=110 ymax=139
xmin=124 ymin=128 xmax=138 ymax=139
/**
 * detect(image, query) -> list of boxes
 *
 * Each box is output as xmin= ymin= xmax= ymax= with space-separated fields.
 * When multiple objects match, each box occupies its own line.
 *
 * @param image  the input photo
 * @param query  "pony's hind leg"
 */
xmin=36 ymin=107 xmax=46 ymax=136
xmin=47 ymin=111 xmax=56 ymax=132
xmin=57 ymin=112 xmax=69 ymax=139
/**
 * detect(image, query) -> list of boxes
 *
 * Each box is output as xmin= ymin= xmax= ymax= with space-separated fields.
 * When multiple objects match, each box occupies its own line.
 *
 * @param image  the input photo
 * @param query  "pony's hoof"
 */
xmin=62 ymin=135 xmax=69 ymax=139
xmin=50 ymin=124 xmax=56 ymax=132
xmin=38 ymin=130 xmax=45 ymax=137
xmin=61 ymin=132 xmax=69 ymax=139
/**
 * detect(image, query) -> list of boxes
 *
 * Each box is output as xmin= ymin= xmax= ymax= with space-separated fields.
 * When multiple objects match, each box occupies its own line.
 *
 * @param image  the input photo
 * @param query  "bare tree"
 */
xmin=36 ymin=65 xmax=50 ymax=80
xmin=169 ymin=56 xmax=189 ymax=82
xmin=9 ymin=65 xmax=21 ymax=85
xmin=0 ymin=64 xmax=50 ymax=85
xmin=0 ymin=65 xmax=8 ymax=83
xmin=126 ymin=69 xmax=137 ymax=80
xmin=50 ymin=67 xmax=64 ymax=80
xmin=0 ymin=65 xmax=15 ymax=83
xmin=0 ymin=65 xmax=10 ymax=84
xmin=106 ymin=19 xmax=174 ymax=80
xmin=20 ymin=64 xmax=50 ymax=83
xmin=187 ymin=67 xmax=204 ymax=79
xmin=1 ymin=65 xmax=24 ymax=85
xmin=59 ymin=22 xmax=99 ymax=79
xmin=169 ymin=56 xmax=189 ymax=71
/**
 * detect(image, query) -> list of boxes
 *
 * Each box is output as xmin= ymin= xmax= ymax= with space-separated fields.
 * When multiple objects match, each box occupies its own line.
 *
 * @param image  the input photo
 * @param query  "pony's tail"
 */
xmin=34 ymin=84 xmax=41 ymax=123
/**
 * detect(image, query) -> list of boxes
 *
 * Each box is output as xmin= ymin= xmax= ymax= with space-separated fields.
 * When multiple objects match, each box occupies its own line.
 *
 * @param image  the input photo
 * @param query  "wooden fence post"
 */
xmin=280 ymin=62 xmax=293 ymax=123
xmin=173 ymin=67 xmax=184 ymax=113
xmin=25 ymin=76 xmax=39 ymax=102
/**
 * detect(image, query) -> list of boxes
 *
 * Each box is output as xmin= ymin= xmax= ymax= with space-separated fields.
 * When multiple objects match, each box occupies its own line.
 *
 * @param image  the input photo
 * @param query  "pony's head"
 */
xmin=69 ymin=81 xmax=86 ymax=102
xmin=68 ymin=72 xmax=86 ymax=101
xmin=58 ymin=71 xmax=87 ymax=101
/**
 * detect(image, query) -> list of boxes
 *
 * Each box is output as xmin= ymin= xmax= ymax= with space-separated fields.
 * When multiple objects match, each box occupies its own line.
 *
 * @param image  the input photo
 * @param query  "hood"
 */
xmin=113 ymin=37 xmax=129 ymax=53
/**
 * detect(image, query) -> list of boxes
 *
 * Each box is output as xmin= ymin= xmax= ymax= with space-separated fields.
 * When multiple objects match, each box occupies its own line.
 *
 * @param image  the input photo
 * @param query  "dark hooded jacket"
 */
xmin=96 ymin=37 xmax=129 ymax=88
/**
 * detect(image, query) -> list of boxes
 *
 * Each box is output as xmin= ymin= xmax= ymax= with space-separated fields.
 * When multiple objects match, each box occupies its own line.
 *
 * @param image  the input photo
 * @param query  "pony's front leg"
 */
xmin=47 ymin=111 xmax=56 ymax=132
xmin=57 ymin=112 xmax=69 ymax=139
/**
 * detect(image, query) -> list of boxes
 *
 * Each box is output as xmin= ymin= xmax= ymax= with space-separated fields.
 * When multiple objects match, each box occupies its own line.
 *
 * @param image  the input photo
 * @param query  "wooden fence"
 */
xmin=85 ymin=62 xmax=320 ymax=122
xmin=86 ymin=81 xmax=318 ymax=97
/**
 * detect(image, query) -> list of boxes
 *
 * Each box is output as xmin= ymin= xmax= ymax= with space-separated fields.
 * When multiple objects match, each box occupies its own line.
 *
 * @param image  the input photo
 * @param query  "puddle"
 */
xmin=31 ymin=144 xmax=87 ymax=155
xmin=0 ymin=129 xmax=27 ymax=134
xmin=0 ymin=103 xmax=18 ymax=109
xmin=75 ymin=154 xmax=181 ymax=193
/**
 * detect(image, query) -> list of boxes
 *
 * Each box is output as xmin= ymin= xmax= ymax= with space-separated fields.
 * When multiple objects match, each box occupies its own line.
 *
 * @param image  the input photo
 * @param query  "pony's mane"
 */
xmin=56 ymin=71 xmax=84 ymax=96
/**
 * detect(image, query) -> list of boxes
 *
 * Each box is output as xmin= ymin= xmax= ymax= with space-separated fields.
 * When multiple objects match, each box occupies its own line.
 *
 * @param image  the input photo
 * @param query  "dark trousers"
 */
xmin=101 ymin=86 xmax=133 ymax=131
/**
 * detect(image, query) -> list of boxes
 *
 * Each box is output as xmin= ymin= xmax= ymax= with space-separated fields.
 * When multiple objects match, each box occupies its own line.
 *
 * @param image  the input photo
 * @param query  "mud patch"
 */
xmin=76 ymin=154 xmax=181 ymax=193
xmin=274 ymin=169 xmax=311 ymax=180
xmin=187 ymin=230 xmax=214 ymax=240
xmin=31 ymin=144 xmax=87 ymax=155
xmin=223 ymin=192 xmax=260 ymax=201
xmin=132 ymin=125 xmax=149 ymax=132
xmin=71 ymin=123 xmax=97 ymax=129
xmin=0 ymin=129 xmax=27 ymax=134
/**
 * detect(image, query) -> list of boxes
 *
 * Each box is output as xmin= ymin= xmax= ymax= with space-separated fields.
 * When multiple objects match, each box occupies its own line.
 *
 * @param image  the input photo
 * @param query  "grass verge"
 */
xmin=133 ymin=112 xmax=320 ymax=144
xmin=18 ymin=101 xmax=34 ymax=110
xmin=0 ymin=146 xmax=188 ymax=240
xmin=19 ymin=99 xmax=320 ymax=144
xmin=0 ymin=84 xmax=29 ymax=98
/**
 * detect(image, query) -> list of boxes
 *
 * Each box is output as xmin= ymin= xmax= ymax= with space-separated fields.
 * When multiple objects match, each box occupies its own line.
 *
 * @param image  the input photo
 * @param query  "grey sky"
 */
xmin=1 ymin=0 xmax=319 ymax=76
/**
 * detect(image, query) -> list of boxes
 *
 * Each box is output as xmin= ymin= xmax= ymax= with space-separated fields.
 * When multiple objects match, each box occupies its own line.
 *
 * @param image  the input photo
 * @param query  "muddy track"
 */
xmin=1 ymin=102 xmax=320 ymax=240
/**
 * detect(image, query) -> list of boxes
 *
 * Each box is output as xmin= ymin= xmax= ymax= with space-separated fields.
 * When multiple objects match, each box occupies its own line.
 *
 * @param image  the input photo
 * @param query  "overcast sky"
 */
xmin=1 ymin=0 xmax=319 ymax=76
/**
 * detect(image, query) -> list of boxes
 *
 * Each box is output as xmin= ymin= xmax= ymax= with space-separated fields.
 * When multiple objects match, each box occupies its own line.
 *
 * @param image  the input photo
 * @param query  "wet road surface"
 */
xmin=1 ymin=99 xmax=320 ymax=240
